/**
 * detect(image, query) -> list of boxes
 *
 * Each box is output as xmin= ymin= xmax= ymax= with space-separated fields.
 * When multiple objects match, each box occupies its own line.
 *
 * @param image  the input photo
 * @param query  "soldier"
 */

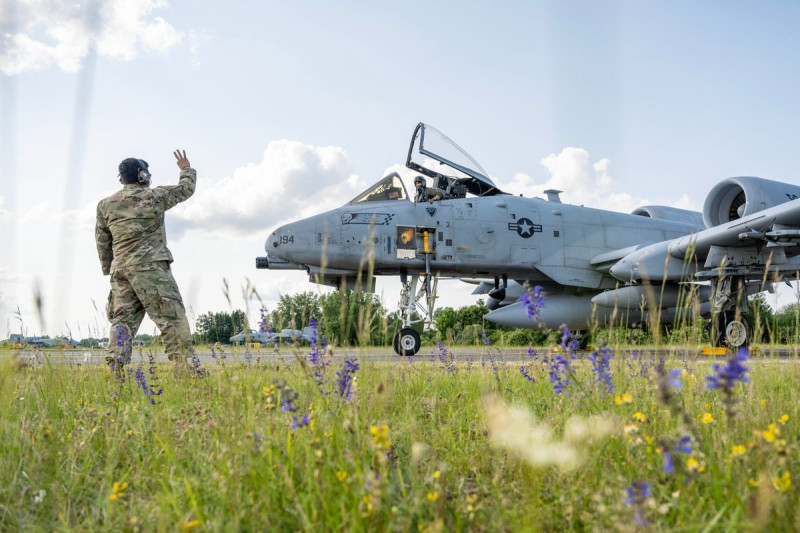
xmin=95 ymin=149 xmax=196 ymax=374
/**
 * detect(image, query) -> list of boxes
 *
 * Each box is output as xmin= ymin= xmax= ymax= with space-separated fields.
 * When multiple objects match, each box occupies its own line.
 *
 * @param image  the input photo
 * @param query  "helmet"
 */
xmin=414 ymin=175 xmax=424 ymax=185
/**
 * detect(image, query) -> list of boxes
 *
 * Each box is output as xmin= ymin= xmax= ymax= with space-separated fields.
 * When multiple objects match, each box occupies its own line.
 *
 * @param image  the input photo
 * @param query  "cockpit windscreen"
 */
xmin=348 ymin=173 xmax=409 ymax=204
xmin=406 ymin=122 xmax=505 ymax=197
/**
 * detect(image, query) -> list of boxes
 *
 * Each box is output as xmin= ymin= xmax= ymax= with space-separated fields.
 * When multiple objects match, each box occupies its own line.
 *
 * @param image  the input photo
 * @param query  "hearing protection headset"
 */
xmin=135 ymin=159 xmax=151 ymax=185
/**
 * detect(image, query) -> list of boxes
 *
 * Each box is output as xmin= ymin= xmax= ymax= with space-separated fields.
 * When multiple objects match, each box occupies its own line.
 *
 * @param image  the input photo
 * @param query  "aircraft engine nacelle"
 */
xmin=630 ymin=206 xmax=704 ymax=227
xmin=703 ymin=176 xmax=800 ymax=227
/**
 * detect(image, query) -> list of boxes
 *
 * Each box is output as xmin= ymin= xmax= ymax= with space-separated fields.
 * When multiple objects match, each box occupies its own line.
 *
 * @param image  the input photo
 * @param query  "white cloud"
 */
xmin=0 ymin=0 xmax=183 ymax=75
xmin=495 ymin=147 xmax=649 ymax=214
xmin=170 ymin=139 xmax=368 ymax=237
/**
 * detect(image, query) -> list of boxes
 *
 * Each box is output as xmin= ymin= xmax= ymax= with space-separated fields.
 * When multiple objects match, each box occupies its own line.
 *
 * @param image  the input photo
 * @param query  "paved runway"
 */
xmin=6 ymin=344 xmax=800 ymax=366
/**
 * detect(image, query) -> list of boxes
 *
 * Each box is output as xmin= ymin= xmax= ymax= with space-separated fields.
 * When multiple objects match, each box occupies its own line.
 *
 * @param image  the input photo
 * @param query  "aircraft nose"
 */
xmin=266 ymin=231 xmax=280 ymax=252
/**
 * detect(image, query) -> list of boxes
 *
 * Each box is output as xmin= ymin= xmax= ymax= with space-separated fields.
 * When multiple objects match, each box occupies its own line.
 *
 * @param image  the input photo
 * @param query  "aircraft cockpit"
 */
xmin=406 ymin=122 xmax=505 ymax=197
xmin=348 ymin=172 xmax=409 ymax=204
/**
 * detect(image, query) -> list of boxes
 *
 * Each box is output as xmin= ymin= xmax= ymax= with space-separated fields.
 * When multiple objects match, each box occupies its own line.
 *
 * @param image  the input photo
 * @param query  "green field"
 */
xmin=0 ymin=343 xmax=798 ymax=531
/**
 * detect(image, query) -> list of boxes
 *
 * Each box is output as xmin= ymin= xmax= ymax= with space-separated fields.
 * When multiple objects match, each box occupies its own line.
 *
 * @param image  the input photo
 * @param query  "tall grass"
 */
xmin=0 ymin=342 xmax=798 ymax=531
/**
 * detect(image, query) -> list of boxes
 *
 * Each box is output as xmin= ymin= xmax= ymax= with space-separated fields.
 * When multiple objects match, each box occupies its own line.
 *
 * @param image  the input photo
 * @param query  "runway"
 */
xmin=7 ymin=344 xmax=800 ymax=367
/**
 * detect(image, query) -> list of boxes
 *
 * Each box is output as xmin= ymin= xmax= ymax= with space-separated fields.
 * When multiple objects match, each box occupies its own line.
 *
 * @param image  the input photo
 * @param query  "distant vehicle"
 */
xmin=270 ymin=329 xmax=305 ymax=345
xmin=229 ymin=331 xmax=271 ymax=344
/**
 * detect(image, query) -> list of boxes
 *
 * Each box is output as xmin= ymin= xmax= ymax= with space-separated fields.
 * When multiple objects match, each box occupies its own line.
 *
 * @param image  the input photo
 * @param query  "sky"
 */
xmin=3 ymin=0 xmax=800 ymax=339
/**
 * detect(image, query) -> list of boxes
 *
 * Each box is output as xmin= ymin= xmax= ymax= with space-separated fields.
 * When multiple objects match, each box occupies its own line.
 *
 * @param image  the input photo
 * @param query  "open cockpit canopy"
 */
xmin=348 ymin=172 xmax=409 ymax=204
xmin=406 ymin=122 xmax=505 ymax=197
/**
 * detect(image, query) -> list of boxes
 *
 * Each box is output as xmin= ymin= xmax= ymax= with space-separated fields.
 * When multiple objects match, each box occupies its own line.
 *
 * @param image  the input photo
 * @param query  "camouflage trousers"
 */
xmin=106 ymin=261 xmax=192 ymax=364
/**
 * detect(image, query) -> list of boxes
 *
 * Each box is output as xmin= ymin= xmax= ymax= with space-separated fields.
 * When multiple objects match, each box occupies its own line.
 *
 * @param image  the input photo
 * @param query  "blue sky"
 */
xmin=3 ymin=0 xmax=800 ymax=339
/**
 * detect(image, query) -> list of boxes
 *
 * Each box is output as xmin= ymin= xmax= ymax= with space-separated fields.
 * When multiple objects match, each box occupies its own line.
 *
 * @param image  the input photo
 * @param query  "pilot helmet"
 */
xmin=414 ymin=176 xmax=425 ymax=187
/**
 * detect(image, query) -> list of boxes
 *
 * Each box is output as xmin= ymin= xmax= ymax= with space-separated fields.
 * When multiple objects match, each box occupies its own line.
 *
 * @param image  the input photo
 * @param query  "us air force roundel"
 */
xmin=508 ymin=218 xmax=542 ymax=238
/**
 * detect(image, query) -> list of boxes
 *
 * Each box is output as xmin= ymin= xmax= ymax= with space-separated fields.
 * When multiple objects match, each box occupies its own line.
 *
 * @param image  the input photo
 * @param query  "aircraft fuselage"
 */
xmin=265 ymin=195 xmax=701 ymax=290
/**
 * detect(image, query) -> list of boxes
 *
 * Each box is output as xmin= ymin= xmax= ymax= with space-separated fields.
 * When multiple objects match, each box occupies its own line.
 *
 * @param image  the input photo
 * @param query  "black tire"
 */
xmin=393 ymin=328 xmax=421 ymax=356
xmin=710 ymin=312 xmax=751 ymax=348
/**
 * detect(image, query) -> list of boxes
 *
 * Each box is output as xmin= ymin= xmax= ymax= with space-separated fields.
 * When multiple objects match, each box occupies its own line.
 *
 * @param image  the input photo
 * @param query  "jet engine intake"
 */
xmin=703 ymin=176 xmax=800 ymax=228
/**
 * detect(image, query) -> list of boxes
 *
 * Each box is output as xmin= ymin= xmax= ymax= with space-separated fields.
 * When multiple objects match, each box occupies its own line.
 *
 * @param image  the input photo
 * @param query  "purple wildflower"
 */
xmin=668 ymin=368 xmax=683 ymax=390
xmin=335 ymin=358 xmax=359 ymax=400
xmin=527 ymin=345 xmax=538 ymax=361
xmin=258 ymin=307 xmax=269 ymax=334
xmin=190 ymin=350 xmax=206 ymax=378
xmin=277 ymin=382 xmax=299 ymax=413
xmin=436 ymin=342 xmax=457 ymax=374
xmin=588 ymin=346 xmax=613 ymax=395
xmin=518 ymin=283 xmax=545 ymax=320
xmin=290 ymin=413 xmax=311 ymax=430
xmin=623 ymin=481 xmax=651 ymax=526
xmin=134 ymin=364 xmax=163 ymax=405
xmin=307 ymin=318 xmax=328 ymax=391
xmin=519 ymin=364 xmax=535 ymax=383
xmin=481 ymin=331 xmax=491 ymax=346
xmin=705 ymin=347 xmax=750 ymax=417
xmin=549 ymin=354 xmax=571 ymax=394
xmin=662 ymin=435 xmax=692 ymax=474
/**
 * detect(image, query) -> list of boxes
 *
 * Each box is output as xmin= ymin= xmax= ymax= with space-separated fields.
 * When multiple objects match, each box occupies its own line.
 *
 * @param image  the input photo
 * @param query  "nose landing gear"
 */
xmin=393 ymin=328 xmax=421 ymax=356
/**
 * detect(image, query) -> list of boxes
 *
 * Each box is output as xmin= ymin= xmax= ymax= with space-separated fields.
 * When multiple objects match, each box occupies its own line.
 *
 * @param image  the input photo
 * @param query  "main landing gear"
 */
xmin=709 ymin=276 xmax=751 ymax=348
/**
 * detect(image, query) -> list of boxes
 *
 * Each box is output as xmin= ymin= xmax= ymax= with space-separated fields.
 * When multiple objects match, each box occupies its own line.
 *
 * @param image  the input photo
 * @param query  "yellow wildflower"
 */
xmin=701 ymin=413 xmax=715 ymax=424
xmin=730 ymin=445 xmax=747 ymax=457
xmin=773 ymin=471 xmax=791 ymax=493
xmin=758 ymin=423 xmax=779 ymax=443
xmin=748 ymin=478 xmax=760 ymax=487
xmin=370 ymin=424 xmax=391 ymax=450
xmin=361 ymin=495 xmax=373 ymax=517
xmin=687 ymin=457 xmax=705 ymax=473
xmin=433 ymin=470 xmax=440 ymax=479
xmin=633 ymin=412 xmax=647 ymax=422
xmin=615 ymin=393 xmax=633 ymax=405
xmin=427 ymin=491 xmax=440 ymax=502
xmin=181 ymin=519 xmax=200 ymax=531
xmin=336 ymin=471 xmax=347 ymax=482
xmin=778 ymin=414 xmax=789 ymax=425
xmin=109 ymin=481 xmax=128 ymax=501
xmin=760 ymin=399 xmax=767 ymax=409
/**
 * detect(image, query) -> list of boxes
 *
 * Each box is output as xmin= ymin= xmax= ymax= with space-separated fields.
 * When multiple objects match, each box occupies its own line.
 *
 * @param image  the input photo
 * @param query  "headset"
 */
xmin=136 ymin=159 xmax=151 ymax=185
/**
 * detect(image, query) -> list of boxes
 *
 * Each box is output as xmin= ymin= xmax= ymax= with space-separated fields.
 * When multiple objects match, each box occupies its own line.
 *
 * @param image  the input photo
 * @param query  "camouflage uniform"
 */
xmin=95 ymin=167 xmax=197 ymax=365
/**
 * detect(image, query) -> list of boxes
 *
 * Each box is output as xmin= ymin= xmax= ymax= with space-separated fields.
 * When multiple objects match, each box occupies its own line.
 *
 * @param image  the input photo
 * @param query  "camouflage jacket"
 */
xmin=95 ymin=167 xmax=196 ymax=275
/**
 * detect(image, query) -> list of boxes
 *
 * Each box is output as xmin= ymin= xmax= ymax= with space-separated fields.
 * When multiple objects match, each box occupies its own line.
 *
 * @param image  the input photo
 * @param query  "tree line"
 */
xmin=191 ymin=291 xmax=800 ymax=347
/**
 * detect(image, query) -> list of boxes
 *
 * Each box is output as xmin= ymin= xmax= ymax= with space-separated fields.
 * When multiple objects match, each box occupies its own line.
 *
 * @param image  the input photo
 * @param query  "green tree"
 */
xmin=319 ymin=290 xmax=386 ymax=346
xmin=270 ymin=292 xmax=321 ymax=332
xmin=435 ymin=307 xmax=457 ymax=336
xmin=195 ymin=310 xmax=247 ymax=344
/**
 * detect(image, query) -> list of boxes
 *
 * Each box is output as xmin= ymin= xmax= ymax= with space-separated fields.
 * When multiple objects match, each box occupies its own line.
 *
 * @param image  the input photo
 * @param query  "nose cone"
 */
xmin=265 ymin=231 xmax=280 ymax=253
xmin=484 ymin=302 xmax=531 ymax=328
xmin=609 ymin=259 xmax=635 ymax=282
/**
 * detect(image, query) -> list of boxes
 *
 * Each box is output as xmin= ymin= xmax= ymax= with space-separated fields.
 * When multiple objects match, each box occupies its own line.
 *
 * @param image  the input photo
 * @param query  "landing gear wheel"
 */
xmin=393 ymin=328 xmax=421 ymax=356
xmin=725 ymin=318 xmax=750 ymax=348
xmin=710 ymin=313 xmax=751 ymax=348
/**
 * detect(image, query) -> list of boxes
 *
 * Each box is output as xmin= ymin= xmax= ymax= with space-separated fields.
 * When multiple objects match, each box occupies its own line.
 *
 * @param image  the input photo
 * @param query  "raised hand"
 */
xmin=174 ymin=149 xmax=190 ymax=170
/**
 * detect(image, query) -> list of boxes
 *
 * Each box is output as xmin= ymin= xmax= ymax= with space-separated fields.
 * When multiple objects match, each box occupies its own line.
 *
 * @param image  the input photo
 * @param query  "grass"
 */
xmin=0 ymin=343 xmax=798 ymax=531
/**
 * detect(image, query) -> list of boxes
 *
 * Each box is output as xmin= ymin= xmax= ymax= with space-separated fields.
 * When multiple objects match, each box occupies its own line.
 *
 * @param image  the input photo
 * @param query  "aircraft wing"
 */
xmin=611 ymin=197 xmax=800 ymax=283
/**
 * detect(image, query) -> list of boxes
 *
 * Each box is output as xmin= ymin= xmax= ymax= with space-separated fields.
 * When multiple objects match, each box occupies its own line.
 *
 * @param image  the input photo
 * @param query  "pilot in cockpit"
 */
xmin=413 ymin=176 xmax=444 ymax=204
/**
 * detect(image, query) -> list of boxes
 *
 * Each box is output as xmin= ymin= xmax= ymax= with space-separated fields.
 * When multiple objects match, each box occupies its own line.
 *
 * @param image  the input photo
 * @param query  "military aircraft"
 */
xmin=257 ymin=122 xmax=800 ymax=354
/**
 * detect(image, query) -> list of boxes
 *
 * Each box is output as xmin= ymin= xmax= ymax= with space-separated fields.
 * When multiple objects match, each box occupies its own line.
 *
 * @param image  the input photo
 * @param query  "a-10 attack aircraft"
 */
xmin=257 ymin=122 xmax=800 ymax=355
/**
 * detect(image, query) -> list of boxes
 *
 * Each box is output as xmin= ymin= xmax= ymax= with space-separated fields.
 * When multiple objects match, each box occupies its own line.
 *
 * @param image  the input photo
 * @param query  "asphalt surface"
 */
xmin=6 ymin=345 xmax=800 ymax=366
